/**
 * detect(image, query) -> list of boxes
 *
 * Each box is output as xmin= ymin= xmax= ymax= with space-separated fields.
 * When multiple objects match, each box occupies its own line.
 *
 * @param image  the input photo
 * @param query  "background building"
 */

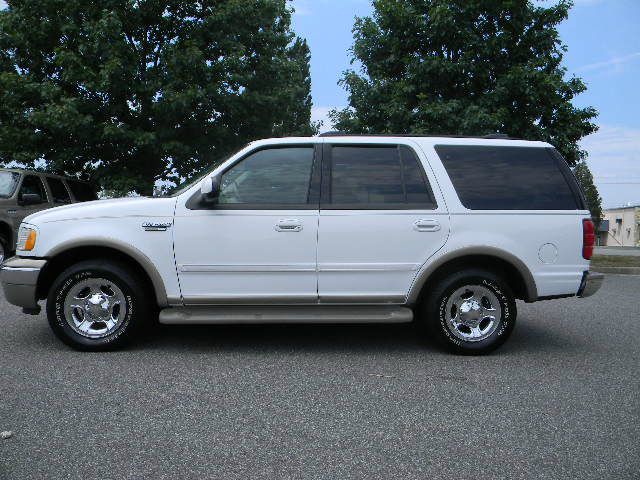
xmin=600 ymin=205 xmax=640 ymax=246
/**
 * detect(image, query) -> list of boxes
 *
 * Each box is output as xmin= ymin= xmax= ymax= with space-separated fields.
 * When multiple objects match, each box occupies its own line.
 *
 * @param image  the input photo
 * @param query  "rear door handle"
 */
xmin=414 ymin=219 xmax=441 ymax=232
xmin=275 ymin=219 xmax=303 ymax=232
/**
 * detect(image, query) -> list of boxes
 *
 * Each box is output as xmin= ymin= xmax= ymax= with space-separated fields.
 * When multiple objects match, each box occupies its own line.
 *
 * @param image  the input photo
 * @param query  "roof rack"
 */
xmin=318 ymin=132 xmax=518 ymax=140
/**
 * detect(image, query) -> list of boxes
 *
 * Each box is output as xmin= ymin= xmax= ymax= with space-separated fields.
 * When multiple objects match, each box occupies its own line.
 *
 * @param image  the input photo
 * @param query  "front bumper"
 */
xmin=577 ymin=271 xmax=604 ymax=298
xmin=1 ymin=257 xmax=47 ymax=312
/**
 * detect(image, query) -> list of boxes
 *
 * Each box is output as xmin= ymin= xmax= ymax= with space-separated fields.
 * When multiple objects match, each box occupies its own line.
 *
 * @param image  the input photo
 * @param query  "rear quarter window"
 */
xmin=435 ymin=145 xmax=583 ymax=210
xmin=67 ymin=181 xmax=98 ymax=202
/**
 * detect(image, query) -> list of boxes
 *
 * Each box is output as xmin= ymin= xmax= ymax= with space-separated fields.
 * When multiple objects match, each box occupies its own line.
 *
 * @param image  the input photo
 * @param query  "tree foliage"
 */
xmin=331 ymin=0 xmax=598 ymax=166
xmin=0 ymin=0 xmax=315 ymax=195
xmin=573 ymin=161 xmax=603 ymax=226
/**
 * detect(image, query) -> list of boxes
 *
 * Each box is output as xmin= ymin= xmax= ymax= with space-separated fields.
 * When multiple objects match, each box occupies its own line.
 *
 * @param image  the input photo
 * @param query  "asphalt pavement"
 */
xmin=1 ymin=275 xmax=639 ymax=479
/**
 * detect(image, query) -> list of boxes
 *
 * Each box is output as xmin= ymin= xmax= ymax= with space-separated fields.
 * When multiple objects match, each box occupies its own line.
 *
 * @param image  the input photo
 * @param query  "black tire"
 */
xmin=46 ymin=260 xmax=151 ymax=351
xmin=420 ymin=268 xmax=517 ymax=355
xmin=0 ymin=233 xmax=10 ymax=263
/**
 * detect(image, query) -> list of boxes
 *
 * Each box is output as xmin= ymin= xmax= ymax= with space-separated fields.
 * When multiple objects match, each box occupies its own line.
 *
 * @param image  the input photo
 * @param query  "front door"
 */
xmin=16 ymin=174 xmax=50 ymax=222
xmin=173 ymin=145 xmax=321 ymax=304
xmin=317 ymin=141 xmax=450 ymax=303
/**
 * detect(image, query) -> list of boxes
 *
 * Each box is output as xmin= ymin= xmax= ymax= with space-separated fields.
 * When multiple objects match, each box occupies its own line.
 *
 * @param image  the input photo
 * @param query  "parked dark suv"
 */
xmin=0 ymin=168 xmax=97 ymax=262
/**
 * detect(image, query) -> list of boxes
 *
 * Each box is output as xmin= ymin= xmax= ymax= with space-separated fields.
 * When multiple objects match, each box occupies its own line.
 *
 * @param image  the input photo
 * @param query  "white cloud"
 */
xmin=581 ymin=125 xmax=640 ymax=208
xmin=312 ymin=106 xmax=341 ymax=132
xmin=576 ymin=52 xmax=640 ymax=74
xmin=0 ymin=1 xmax=7 ymax=9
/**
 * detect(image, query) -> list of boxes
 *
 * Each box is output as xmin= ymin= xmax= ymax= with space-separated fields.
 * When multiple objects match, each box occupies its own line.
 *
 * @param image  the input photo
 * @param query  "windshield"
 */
xmin=0 ymin=171 xmax=20 ymax=198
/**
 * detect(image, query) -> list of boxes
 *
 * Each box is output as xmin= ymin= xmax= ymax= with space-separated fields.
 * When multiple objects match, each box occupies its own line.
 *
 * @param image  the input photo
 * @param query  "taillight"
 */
xmin=582 ymin=219 xmax=595 ymax=260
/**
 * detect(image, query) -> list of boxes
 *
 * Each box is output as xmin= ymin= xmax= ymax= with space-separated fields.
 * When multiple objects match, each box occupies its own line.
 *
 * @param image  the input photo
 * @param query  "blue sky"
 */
xmin=1 ymin=0 xmax=637 ymax=207
xmin=292 ymin=0 xmax=640 ymax=208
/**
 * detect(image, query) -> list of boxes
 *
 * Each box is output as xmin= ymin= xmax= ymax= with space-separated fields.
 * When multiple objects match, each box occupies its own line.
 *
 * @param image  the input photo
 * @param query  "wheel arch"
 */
xmin=0 ymin=220 xmax=13 ymax=242
xmin=408 ymin=247 xmax=538 ymax=305
xmin=37 ymin=238 xmax=169 ymax=307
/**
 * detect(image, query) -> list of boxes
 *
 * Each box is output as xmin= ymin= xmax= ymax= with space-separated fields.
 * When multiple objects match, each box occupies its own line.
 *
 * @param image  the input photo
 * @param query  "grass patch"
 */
xmin=590 ymin=255 xmax=640 ymax=267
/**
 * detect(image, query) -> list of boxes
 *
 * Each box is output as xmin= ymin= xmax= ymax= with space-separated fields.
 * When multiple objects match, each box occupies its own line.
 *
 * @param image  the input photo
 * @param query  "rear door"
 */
xmin=317 ymin=141 xmax=450 ymax=303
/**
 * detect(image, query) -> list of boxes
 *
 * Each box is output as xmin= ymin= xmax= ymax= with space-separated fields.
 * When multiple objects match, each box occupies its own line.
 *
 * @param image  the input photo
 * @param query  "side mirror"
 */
xmin=200 ymin=174 xmax=221 ymax=203
xmin=19 ymin=193 xmax=43 ymax=206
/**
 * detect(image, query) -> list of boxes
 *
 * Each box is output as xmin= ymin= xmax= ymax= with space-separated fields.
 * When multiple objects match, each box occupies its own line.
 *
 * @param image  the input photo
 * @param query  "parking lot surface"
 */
xmin=1 ymin=275 xmax=639 ymax=479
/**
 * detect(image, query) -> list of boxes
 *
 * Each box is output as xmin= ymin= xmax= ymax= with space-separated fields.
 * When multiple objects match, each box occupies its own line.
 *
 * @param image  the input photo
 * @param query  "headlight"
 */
xmin=16 ymin=225 xmax=37 ymax=251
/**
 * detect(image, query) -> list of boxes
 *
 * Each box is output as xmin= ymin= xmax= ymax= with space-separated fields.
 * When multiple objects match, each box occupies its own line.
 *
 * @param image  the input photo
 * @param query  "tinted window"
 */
xmin=46 ymin=177 xmax=71 ymax=203
xmin=435 ymin=145 xmax=580 ymax=210
xmin=0 ymin=172 xmax=20 ymax=198
xmin=329 ymin=145 xmax=435 ymax=208
xmin=68 ymin=181 xmax=98 ymax=201
xmin=218 ymin=147 xmax=314 ymax=205
xmin=19 ymin=175 xmax=47 ymax=201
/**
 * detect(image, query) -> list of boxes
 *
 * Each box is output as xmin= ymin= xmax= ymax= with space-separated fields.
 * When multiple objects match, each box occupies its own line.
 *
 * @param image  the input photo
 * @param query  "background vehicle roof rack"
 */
xmin=318 ymin=132 xmax=518 ymax=139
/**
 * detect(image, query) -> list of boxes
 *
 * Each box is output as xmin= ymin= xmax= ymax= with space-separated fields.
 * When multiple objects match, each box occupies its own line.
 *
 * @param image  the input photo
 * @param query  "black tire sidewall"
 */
xmin=426 ymin=270 xmax=517 ymax=354
xmin=47 ymin=261 xmax=147 ymax=350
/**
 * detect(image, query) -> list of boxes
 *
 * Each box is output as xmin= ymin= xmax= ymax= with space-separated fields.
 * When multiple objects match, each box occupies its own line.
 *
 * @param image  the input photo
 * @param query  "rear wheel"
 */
xmin=421 ymin=269 xmax=517 ymax=355
xmin=46 ymin=260 xmax=151 ymax=351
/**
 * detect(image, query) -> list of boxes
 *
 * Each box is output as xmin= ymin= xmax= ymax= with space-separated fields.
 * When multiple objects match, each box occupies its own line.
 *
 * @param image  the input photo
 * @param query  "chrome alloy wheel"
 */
xmin=63 ymin=278 xmax=127 ymax=338
xmin=445 ymin=284 xmax=502 ymax=342
xmin=0 ymin=242 xmax=4 ymax=264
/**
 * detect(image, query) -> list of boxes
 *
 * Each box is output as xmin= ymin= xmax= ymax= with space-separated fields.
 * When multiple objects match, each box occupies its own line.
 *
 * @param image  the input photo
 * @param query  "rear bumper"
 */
xmin=1 ymin=257 xmax=47 ymax=311
xmin=577 ymin=271 xmax=604 ymax=298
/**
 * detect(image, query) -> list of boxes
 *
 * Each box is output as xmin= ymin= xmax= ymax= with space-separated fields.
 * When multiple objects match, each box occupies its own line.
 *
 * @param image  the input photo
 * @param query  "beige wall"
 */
xmin=603 ymin=207 xmax=640 ymax=247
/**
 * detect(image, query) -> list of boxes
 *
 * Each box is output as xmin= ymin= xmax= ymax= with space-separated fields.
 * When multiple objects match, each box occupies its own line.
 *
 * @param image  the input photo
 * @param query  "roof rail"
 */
xmin=318 ymin=132 xmax=518 ymax=139
xmin=482 ymin=134 xmax=512 ymax=139
xmin=318 ymin=131 xmax=348 ymax=137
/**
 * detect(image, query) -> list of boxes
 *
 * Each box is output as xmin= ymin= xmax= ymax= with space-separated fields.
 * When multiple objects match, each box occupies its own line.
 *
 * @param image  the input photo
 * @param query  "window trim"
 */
xmin=548 ymin=148 xmax=587 ymax=210
xmin=320 ymin=143 xmax=438 ymax=210
xmin=187 ymin=144 xmax=321 ymax=210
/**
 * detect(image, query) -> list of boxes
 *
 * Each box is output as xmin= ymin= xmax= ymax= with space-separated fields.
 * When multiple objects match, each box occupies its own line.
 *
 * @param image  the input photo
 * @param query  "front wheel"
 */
xmin=420 ymin=269 xmax=517 ymax=355
xmin=46 ymin=260 xmax=150 ymax=351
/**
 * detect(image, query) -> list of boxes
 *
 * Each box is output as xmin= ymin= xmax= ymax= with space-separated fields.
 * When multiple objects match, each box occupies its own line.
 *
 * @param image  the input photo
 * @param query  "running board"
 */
xmin=158 ymin=305 xmax=413 ymax=325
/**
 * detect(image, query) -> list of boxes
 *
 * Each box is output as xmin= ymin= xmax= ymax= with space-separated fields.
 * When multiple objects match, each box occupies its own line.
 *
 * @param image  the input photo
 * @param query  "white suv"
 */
xmin=0 ymin=135 xmax=603 ymax=354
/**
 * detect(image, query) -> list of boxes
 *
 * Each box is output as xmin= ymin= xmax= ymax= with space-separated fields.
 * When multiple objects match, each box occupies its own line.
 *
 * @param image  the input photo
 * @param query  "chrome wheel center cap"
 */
xmin=458 ymin=299 xmax=482 ymax=326
xmin=85 ymin=293 xmax=110 ymax=320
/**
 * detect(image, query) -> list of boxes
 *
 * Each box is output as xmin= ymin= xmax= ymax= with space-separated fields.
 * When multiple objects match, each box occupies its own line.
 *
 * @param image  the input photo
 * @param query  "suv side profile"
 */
xmin=0 ymin=136 xmax=603 ymax=354
xmin=0 ymin=169 xmax=97 ymax=262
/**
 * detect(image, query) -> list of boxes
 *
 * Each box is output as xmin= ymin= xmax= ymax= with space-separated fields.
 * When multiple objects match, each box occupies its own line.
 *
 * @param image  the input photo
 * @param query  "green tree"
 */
xmin=331 ymin=0 xmax=598 ymax=166
xmin=0 ymin=0 xmax=315 ymax=195
xmin=573 ymin=161 xmax=603 ymax=226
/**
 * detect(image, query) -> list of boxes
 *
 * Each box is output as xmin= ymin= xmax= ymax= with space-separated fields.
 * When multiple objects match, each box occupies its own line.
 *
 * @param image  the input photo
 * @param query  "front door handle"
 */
xmin=275 ymin=219 xmax=303 ymax=232
xmin=414 ymin=219 xmax=441 ymax=232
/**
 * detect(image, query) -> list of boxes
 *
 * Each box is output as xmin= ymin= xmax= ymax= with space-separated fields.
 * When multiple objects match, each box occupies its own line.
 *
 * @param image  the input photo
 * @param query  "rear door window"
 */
xmin=435 ymin=145 xmax=582 ymax=210
xmin=46 ymin=177 xmax=72 ymax=204
xmin=326 ymin=145 xmax=436 ymax=209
